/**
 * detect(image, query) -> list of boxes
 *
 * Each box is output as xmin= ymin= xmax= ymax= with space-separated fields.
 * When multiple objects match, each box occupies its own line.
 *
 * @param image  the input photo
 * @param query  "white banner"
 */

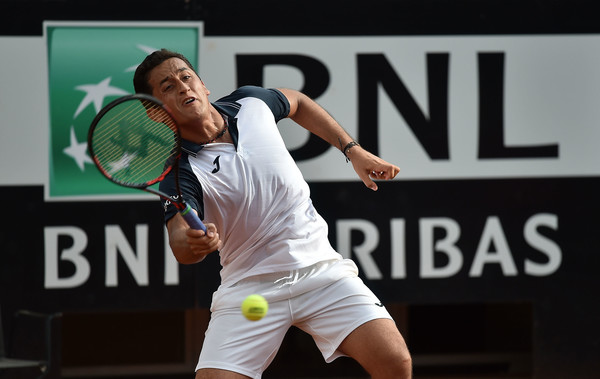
xmin=2 ymin=28 xmax=600 ymax=186
xmin=200 ymin=34 xmax=600 ymax=180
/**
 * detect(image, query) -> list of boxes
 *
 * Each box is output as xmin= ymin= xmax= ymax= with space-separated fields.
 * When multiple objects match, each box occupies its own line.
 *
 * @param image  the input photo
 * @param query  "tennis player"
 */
xmin=133 ymin=49 xmax=412 ymax=379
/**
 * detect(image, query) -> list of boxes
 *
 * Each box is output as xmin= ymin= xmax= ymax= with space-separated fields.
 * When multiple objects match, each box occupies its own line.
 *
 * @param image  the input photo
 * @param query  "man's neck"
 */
xmin=182 ymin=106 xmax=231 ymax=145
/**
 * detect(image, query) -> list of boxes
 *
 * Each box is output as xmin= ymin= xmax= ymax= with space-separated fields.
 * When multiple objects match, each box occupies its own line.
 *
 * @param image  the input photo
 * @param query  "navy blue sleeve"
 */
xmin=158 ymin=154 xmax=204 ymax=225
xmin=217 ymin=85 xmax=290 ymax=122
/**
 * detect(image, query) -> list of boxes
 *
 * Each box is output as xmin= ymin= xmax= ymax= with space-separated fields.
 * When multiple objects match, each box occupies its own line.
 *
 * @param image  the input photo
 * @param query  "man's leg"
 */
xmin=195 ymin=368 xmax=251 ymax=379
xmin=338 ymin=318 xmax=412 ymax=379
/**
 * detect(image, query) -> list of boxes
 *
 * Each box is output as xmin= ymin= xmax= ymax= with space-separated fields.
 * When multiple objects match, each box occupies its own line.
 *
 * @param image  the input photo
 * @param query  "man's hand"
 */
xmin=185 ymin=222 xmax=221 ymax=258
xmin=347 ymin=145 xmax=400 ymax=191
xmin=167 ymin=213 xmax=221 ymax=264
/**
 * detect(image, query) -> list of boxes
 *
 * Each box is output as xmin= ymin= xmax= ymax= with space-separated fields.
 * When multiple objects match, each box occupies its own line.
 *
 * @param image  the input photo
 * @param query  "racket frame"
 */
xmin=87 ymin=93 xmax=207 ymax=231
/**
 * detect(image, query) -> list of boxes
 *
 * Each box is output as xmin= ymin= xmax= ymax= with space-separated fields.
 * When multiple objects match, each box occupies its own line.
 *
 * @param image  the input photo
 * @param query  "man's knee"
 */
xmin=340 ymin=318 xmax=412 ymax=378
xmin=394 ymin=352 xmax=413 ymax=378
xmin=375 ymin=344 xmax=412 ymax=378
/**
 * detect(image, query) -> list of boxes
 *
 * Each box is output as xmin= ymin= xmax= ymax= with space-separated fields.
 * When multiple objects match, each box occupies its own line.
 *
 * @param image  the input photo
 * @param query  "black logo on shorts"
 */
xmin=212 ymin=155 xmax=221 ymax=173
xmin=374 ymin=302 xmax=384 ymax=307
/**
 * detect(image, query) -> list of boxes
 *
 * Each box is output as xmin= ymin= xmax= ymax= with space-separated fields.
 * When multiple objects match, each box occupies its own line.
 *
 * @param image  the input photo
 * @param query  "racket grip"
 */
xmin=180 ymin=203 xmax=207 ymax=232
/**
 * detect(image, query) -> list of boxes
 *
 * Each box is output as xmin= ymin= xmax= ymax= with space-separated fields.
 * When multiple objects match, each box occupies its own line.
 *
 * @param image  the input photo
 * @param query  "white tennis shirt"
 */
xmin=160 ymin=86 xmax=342 ymax=287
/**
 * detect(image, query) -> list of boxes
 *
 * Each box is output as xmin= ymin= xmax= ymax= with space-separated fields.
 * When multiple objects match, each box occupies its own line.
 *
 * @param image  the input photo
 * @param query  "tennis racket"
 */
xmin=87 ymin=93 xmax=207 ymax=232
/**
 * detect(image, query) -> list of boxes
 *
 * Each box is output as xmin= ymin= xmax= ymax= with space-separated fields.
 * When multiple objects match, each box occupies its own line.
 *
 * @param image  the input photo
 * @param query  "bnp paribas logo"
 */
xmin=45 ymin=22 xmax=200 ymax=200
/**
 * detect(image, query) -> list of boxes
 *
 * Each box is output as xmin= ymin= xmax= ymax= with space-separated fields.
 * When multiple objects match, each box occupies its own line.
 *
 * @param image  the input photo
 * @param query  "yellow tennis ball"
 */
xmin=241 ymin=294 xmax=268 ymax=321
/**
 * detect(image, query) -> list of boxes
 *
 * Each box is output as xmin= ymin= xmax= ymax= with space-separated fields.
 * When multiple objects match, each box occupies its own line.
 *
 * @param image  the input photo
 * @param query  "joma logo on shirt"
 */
xmin=212 ymin=155 xmax=221 ymax=174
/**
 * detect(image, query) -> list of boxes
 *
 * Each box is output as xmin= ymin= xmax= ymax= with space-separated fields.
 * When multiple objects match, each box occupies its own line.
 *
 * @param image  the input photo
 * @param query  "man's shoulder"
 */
xmin=215 ymin=86 xmax=289 ymax=120
xmin=216 ymin=85 xmax=280 ymax=103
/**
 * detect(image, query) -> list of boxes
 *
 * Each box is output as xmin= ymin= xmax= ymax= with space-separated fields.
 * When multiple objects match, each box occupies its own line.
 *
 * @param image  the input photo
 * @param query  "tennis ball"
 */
xmin=241 ymin=294 xmax=268 ymax=321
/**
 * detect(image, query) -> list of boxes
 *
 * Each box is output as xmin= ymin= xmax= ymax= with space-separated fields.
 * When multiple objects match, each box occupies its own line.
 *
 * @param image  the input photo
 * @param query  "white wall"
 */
xmin=0 ymin=37 xmax=48 ymax=185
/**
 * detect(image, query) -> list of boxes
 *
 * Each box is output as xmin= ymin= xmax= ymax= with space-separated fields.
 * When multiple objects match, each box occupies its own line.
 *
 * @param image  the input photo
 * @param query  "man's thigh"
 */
xmin=197 ymin=300 xmax=292 ymax=377
xmin=293 ymin=276 xmax=394 ymax=362
xmin=196 ymin=368 xmax=251 ymax=379
xmin=338 ymin=318 xmax=411 ymax=376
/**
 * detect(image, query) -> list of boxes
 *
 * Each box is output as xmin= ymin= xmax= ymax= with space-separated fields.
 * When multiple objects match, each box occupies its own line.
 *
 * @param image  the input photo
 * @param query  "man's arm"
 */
xmin=278 ymin=88 xmax=400 ymax=191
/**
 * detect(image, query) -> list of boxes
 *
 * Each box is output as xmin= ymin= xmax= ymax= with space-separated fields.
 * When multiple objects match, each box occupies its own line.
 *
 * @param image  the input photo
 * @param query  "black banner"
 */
xmin=2 ymin=177 xmax=598 ymax=314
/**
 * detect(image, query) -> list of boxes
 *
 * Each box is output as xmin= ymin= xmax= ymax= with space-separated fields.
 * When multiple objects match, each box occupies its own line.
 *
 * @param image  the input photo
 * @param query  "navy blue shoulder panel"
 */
xmin=214 ymin=86 xmax=290 ymax=122
xmin=159 ymin=152 xmax=204 ymax=225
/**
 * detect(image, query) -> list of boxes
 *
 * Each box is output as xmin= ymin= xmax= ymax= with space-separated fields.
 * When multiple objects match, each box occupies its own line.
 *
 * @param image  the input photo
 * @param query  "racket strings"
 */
xmin=91 ymin=99 xmax=178 ymax=187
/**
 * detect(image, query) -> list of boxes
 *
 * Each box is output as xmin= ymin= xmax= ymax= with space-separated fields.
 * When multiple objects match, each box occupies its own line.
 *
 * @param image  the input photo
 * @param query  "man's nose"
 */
xmin=178 ymin=81 xmax=190 ymax=92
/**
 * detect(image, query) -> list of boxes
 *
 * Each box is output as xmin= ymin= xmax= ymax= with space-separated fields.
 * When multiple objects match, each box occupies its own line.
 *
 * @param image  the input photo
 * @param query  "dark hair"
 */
xmin=133 ymin=49 xmax=197 ymax=95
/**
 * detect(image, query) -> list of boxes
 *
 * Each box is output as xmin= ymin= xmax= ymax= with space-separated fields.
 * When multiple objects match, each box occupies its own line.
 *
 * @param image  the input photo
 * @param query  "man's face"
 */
xmin=147 ymin=57 xmax=210 ymax=127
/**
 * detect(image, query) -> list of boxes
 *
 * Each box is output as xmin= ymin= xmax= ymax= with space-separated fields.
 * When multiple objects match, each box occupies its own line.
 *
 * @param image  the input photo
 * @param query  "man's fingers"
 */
xmin=360 ymin=172 xmax=378 ymax=191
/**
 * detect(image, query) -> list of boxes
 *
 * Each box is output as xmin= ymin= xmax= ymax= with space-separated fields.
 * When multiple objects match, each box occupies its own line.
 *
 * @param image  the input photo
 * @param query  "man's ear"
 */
xmin=145 ymin=102 xmax=175 ymax=129
xmin=201 ymin=79 xmax=210 ymax=96
xmin=145 ymin=104 xmax=164 ymax=123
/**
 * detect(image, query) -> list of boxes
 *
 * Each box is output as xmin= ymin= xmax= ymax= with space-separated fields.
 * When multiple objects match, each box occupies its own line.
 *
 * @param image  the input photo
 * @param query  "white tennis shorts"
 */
xmin=196 ymin=259 xmax=393 ymax=378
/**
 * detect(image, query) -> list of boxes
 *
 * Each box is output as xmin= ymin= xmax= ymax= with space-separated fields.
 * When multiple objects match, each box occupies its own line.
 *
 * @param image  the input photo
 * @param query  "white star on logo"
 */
xmin=108 ymin=152 xmax=137 ymax=175
xmin=73 ymin=77 xmax=129 ymax=118
xmin=125 ymin=44 xmax=158 ymax=72
xmin=63 ymin=126 xmax=93 ymax=171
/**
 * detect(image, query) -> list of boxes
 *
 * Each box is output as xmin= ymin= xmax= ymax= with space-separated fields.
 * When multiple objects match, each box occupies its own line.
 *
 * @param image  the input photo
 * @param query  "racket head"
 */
xmin=87 ymin=94 xmax=180 ymax=189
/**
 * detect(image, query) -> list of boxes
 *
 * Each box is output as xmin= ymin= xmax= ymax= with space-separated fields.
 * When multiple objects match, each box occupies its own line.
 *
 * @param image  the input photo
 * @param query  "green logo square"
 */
xmin=45 ymin=22 xmax=200 ymax=199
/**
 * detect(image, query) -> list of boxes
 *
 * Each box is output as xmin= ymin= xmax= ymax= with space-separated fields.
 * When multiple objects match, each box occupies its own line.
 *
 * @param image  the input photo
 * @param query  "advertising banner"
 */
xmin=45 ymin=22 xmax=201 ymax=199
xmin=0 ymin=23 xmax=597 ymax=316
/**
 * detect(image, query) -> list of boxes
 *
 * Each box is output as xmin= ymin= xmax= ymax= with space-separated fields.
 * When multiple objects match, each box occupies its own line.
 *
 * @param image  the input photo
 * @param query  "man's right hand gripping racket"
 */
xmin=87 ymin=94 xmax=207 ymax=232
